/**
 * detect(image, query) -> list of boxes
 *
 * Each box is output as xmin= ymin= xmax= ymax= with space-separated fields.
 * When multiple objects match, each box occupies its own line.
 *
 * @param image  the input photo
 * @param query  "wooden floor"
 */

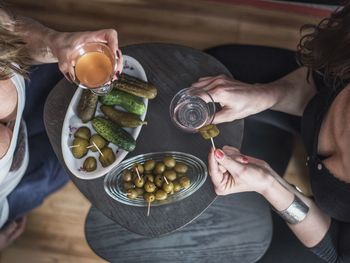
xmin=1 ymin=0 xmax=320 ymax=262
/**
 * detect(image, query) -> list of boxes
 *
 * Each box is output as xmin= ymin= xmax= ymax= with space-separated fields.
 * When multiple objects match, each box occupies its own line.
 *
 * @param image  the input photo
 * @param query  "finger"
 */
xmin=9 ymin=217 xmax=26 ymax=242
xmin=208 ymin=147 xmax=224 ymax=187
xmin=191 ymin=76 xmax=219 ymax=88
xmin=222 ymin=145 xmax=240 ymax=155
xmin=214 ymin=148 xmax=246 ymax=175
xmin=218 ymin=164 xmax=227 ymax=174
xmin=2 ymin=221 xmax=18 ymax=237
xmin=198 ymin=76 xmax=215 ymax=81
xmin=94 ymin=29 xmax=119 ymax=55
xmin=194 ymin=78 xmax=227 ymax=93
xmin=212 ymin=108 xmax=236 ymax=124
xmin=115 ymin=49 xmax=124 ymax=75
xmin=67 ymin=66 xmax=76 ymax=82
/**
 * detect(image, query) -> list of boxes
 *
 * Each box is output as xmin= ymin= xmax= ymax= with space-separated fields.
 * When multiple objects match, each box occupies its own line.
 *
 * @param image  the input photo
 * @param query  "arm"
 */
xmin=191 ymin=67 xmax=317 ymax=123
xmin=209 ymin=146 xmax=345 ymax=263
xmin=0 ymin=8 xmax=122 ymax=80
xmin=260 ymin=67 xmax=317 ymax=116
xmin=263 ymin=170 xmax=331 ymax=248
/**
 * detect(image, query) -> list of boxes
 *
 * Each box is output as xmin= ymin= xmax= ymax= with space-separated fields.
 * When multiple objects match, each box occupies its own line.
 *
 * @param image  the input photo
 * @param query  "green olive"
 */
xmin=89 ymin=134 xmax=107 ymax=152
xmin=144 ymin=174 xmax=155 ymax=183
xmin=99 ymin=147 xmax=116 ymax=167
xmin=83 ymin=157 xmax=97 ymax=172
xmin=127 ymin=189 xmax=138 ymax=199
xmin=179 ymin=176 xmax=191 ymax=189
xmin=71 ymin=138 xmax=89 ymax=159
xmin=74 ymin=127 xmax=91 ymax=140
xmin=153 ymin=162 xmax=166 ymax=174
xmin=144 ymin=181 xmax=156 ymax=193
xmin=174 ymin=163 xmax=188 ymax=173
xmin=163 ymin=156 xmax=176 ymax=168
xmin=154 ymin=175 xmax=164 ymax=188
xmin=123 ymin=182 xmax=135 ymax=191
xmin=155 ymin=190 xmax=168 ymax=201
xmin=134 ymin=177 xmax=145 ymax=188
xmin=173 ymin=181 xmax=181 ymax=192
xmin=163 ymin=170 xmax=177 ymax=181
xmin=144 ymin=159 xmax=156 ymax=172
xmin=132 ymin=163 xmax=144 ymax=174
xmin=135 ymin=187 xmax=144 ymax=196
xmin=143 ymin=193 xmax=155 ymax=203
xmin=162 ymin=182 xmax=174 ymax=193
xmin=122 ymin=170 xmax=133 ymax=182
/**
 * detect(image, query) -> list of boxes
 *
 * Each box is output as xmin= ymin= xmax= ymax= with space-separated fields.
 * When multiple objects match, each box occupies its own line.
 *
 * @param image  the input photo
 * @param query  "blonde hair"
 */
xmin=0 ymin=8 xmax=30 ymax=80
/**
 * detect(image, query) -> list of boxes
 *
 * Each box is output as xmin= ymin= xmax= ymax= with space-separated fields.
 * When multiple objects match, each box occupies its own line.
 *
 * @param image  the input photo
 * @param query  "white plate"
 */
xmin=61 ymin=55 xmax=148 ymax=180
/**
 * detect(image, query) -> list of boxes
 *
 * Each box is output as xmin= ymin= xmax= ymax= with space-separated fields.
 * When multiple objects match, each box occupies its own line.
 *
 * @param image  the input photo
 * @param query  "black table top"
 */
xmin=44 ymin=43 xmax=245 ymax=236
xmin=85 ymin=192 xmax=272 ymax=263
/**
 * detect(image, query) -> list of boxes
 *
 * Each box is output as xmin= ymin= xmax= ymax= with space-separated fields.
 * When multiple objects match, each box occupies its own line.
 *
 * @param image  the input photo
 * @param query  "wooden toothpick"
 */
xmin=69 ymin=144 xmax=81 ymax=148
xmin=147 ymin=202 xmax=151 ymax=217
xmin=92 ymin=141 xmax=104 ymax=157
xmin=210 ymin=137 xmax=216 ymax=150
xmin=135 ymin=167 xmax=141 ymax=180
xmin=163 ymin=176 xmax=169 ymax=184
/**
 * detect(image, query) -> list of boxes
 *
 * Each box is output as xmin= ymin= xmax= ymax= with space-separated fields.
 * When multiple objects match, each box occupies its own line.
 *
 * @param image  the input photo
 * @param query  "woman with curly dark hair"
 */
xmin=192 ymin=2 xmax=350 ymax=262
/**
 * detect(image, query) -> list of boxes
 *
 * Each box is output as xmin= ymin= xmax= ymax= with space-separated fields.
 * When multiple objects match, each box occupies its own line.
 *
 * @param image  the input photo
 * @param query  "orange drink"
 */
xmin=75 ymin=51 xmax=113 ymax=88
xmin=71 ymin=42 xmax=117 ymax=95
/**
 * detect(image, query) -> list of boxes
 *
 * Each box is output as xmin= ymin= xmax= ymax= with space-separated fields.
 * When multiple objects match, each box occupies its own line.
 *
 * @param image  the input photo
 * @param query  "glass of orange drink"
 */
xmin=71 ymin=42 xmax=118 ymax=95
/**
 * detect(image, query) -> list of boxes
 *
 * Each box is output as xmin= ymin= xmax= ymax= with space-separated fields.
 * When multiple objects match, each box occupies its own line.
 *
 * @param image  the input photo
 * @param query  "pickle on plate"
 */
xmin=74 ymin=127 xmax=91 ymax=140
xmin=198 ymin=124 xmax=220 ymax=140
xmin=83 ymin=157 xmax=97 ymax=172
xmin=101 ymin=105 xmax=147 ymax=128
xmin=77 ymin=89 xmax=98 ymax=123
xmin=89 ymin=134 xmax=107 ymax=152
xmin=99 ymin=147 xmax=116 ymax=167
xmin=71 ymin=138 xmax=89 ymax=159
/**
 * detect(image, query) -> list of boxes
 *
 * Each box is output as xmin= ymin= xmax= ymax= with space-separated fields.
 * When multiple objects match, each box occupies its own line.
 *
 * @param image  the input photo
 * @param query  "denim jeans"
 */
xmin=6 ymin=64 xmax=70 ymax=222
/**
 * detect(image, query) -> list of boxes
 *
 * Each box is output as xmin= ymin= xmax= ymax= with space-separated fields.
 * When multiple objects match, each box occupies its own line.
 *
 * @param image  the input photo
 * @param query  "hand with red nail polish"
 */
xmin=208 ymin=145 xmax=275 ymax=195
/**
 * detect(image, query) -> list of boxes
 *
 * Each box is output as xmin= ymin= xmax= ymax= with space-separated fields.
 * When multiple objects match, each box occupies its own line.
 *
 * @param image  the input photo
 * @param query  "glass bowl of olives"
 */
xmin=104 ymin=151 xmax=207 ymax=207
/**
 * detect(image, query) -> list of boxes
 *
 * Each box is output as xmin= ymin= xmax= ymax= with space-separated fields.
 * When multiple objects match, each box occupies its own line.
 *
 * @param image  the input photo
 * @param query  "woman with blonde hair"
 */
xmin=0 ymin=8 xmax=122 ymax=249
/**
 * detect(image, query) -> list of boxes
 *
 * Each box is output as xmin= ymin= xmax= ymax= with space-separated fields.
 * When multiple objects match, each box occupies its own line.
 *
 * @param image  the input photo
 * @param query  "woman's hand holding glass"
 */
xmin=48 ymin=29 xmax=123 ymax=83
xmin=191 ymin=75 xmax=275 ymax=124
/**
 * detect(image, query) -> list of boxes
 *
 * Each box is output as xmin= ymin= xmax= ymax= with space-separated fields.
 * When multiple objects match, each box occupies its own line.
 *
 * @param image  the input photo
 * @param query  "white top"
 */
xmin=0 ymin=73 xmax=28 ymax=227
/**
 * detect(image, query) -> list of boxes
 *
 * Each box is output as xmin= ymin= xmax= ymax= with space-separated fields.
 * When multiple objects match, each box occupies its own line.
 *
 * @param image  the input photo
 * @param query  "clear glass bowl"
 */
xmin=104 ymin=151 xmax=207 ymax=207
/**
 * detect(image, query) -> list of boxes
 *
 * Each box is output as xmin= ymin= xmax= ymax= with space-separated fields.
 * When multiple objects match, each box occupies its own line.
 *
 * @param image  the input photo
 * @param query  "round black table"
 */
xmin=44 ymin=43 xmax=272 ymax=262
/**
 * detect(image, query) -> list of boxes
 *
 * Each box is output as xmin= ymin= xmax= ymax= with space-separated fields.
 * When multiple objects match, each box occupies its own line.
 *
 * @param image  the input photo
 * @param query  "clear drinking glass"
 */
xmin=169 ymin=88 xmax=216 ymax=133
xmin=70 ymin=42 xmax=117 ymax=95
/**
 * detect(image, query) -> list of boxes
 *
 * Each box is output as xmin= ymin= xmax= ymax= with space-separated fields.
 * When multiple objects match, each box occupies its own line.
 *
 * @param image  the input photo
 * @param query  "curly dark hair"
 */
xmin=297 ymin=2 xmax=350 ymax=86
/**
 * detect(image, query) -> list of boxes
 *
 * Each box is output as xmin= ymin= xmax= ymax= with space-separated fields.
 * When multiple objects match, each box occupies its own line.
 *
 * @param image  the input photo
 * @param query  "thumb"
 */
xmin=214 ymin=148 xmax=245 ymax=175
xmin=212 ymin=108 xmax=236 ymax=124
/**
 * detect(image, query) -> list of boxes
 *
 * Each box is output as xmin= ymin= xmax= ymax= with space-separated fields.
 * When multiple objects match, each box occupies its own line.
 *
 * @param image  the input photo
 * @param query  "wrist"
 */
xmin=261 ymin=175 xmax=295 ymax=211
xmin=253 ymin=83 xmax=280 ymax=111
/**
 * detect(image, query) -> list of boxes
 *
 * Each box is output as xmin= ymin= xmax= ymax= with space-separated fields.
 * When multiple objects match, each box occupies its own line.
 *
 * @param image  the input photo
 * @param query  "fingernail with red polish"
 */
xmin=241 ymin=156 xmax=249 ymax=164
xmin=214 ymin=149 xmax=224 ymax=159
xmin=116 ymin=70 xmax=120 ymax=78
